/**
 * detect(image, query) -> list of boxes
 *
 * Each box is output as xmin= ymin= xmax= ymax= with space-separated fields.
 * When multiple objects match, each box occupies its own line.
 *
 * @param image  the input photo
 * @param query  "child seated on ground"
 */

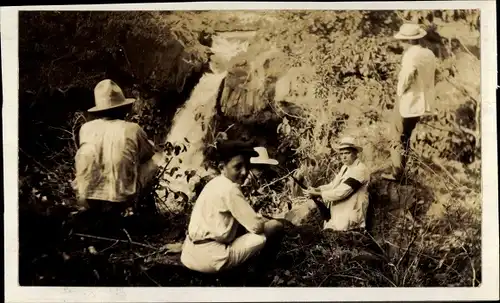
xmin=180 ymin=140 xmax=284 ymax=274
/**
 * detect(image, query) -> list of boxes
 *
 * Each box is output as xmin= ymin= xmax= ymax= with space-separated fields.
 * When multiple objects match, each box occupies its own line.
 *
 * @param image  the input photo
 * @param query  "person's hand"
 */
xmin=304 ymin=187 xmax=321 ymax=198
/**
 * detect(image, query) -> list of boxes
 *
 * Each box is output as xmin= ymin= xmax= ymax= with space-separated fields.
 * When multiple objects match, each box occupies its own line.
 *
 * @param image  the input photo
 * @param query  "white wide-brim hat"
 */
xmin=250 ymin=147 xmax=279 ymax=165
xmin=334 ymin=136 xmax=363 ymax=153
xmin=394 ymin=23 xmax=427 ymax=40
xmin=88 ymin=79 xmax=136 ymax=113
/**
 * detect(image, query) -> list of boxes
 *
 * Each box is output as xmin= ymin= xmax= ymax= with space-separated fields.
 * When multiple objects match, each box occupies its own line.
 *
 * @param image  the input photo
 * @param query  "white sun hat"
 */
xmin=394 ymin=23 xmax=427 ymax=40
xmin=335 ymin=136 xmax=363 ymax=153
xmin=88 ymin=79 xmax=136 ymax=113
xmin=250 ymin=147 xmax=279 ymax=165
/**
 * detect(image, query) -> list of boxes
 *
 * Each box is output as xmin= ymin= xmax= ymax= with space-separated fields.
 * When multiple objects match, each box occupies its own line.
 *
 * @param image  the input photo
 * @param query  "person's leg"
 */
xmin=263 ymin=219 xmax=284 ymax=239
xmin=222 ymin=233 xmax=267 ymax=271
xmin=257 ymin=219 xmax=284 ymax=265
xmin=388 ymin=108 xmax=405 ymax=179
xmin=384 ymin=108 xmax=420 ymax=180
xmin=399 ymin=117 xmax=420 ymax=173
xmin=101 ymin=202 xmax=130 ymax=236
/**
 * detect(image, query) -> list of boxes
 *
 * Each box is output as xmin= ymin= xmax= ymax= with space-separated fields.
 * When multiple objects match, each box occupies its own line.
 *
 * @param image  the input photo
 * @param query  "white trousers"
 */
xmin=180 ymin=232 xmax=267 ymax=273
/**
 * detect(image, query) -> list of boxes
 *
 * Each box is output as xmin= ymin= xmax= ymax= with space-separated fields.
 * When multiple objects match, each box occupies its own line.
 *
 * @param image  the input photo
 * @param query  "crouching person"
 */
xmin=180 ymin=141 xmax=284 ymax=274
xmin=72 ymin=79 xmax=161 ymax=230
xmin=304 ymin=137 xmax=370 ymax=232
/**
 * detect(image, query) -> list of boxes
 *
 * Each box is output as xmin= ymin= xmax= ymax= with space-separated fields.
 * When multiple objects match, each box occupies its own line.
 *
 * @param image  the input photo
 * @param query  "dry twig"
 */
xmin=73 ymin=233 xmax=157 ymax=250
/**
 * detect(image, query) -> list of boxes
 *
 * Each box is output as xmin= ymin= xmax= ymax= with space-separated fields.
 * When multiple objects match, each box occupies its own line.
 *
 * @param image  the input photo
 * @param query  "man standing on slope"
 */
xmin=382 ymin=23 xmax=437 ymax=181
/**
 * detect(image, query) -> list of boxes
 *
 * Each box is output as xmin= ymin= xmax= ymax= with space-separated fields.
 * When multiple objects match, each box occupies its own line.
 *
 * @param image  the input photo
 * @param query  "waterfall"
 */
xmin=156 ymin=31 xmax=255 ymax=211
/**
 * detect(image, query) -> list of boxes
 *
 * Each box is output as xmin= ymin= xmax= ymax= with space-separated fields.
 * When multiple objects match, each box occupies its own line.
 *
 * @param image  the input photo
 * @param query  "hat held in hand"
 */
xmin=250 ymin=147 xmax=279 ymax=165
xmin=335 ymin=136 xmax=363 ymax=152
xmin=394 ymin=23 xmax=427 ymax=40
xmin=88 ymin=79 xmax=136 ymax=112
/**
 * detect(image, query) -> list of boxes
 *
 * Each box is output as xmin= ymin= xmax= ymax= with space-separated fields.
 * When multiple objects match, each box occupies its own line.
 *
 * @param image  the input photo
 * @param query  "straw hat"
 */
xmin=335 ymin=136 xmax=363 ymax=153
xmin=88 ymin=79 xmax=136 ymax=113
xmin=394 ymin=23 xmax=427 ymax=40
xmin=250 ymin=147 xmax=279 ymax=165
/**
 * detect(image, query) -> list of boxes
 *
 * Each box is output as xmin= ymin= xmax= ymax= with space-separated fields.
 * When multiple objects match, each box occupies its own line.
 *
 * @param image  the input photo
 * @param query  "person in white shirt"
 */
xmin=304 ymin=137 xmax=370 ymax=231
xmin=241 ymin=147 xmax=280 ymax=212
xmin=382 ymin=23 xmax=437 ymax=181
xmin=72 ymin=79 xmax=161 ymax=222
xmin=180 ymin=141 xmax=284 ymax=274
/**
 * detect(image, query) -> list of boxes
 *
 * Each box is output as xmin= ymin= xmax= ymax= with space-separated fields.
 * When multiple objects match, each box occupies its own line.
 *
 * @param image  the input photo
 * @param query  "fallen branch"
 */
xmin=259 ymin=169 xmax=298 ymax=191
xmin=73 ymin=233 xmax=158 ymax=250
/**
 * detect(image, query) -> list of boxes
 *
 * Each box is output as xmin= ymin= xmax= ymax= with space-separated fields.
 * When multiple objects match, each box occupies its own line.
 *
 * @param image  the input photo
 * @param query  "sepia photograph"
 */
xmin=2 ymin=1 xmax=498 ymax=302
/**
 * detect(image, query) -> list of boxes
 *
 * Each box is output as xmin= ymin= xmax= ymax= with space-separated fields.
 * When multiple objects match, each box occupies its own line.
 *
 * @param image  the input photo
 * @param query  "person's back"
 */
xmin=186 ymin=175 xmax=244 ymax=245
xmin=75 ymin=119 xmax=146 ymax=203
xmin=398 ymin=44 xmax=437 ymax=118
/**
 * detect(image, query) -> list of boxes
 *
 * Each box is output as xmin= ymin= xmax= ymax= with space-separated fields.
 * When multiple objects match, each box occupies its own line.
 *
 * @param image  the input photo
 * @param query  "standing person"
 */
xmin=72 ymin=79 xmax=161 ymax=228
xmin=180 ymin=141 xmax=284 ymax=274
xmin=304 ymin=137 xmax=370 ymax=231
xmin=382 ymin=23 xmax=437 ymax=181
xmin=242 ymin=147 xmax=280 ymax=213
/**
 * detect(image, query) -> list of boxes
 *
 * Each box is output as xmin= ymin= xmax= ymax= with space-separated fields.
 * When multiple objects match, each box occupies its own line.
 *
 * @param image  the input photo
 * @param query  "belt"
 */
xmin=188 ymin=235 xmax=216 ymax=245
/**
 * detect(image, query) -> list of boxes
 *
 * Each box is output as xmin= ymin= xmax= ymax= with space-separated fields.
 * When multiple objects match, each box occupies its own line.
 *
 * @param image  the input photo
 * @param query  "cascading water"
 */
xmin=156 ymin=31 xmax=256 ymax=211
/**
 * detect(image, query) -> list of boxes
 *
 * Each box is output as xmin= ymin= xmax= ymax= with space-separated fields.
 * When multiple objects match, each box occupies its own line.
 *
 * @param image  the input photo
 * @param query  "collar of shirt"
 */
xmin=341 ymin=158 xmax=360 ymax=174
xmin=220 ymin=173 xmax=241 ymax=188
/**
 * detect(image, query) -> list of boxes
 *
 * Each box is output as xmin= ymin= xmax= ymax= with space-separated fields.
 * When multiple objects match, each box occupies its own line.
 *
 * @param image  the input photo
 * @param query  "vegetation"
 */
xmin=18 ymin=10 xmax=481 ymax=287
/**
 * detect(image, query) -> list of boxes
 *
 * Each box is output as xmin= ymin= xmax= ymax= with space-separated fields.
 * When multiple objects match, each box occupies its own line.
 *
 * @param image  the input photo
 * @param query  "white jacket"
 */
xmin=397 ymin=45 xmax=437 ymax=118
xmin=319 ymin=159 xmax=370 ymax=231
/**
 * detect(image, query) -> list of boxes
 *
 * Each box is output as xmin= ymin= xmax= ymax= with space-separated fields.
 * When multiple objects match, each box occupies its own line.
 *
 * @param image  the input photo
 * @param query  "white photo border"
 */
xmin=2 ymin=1 xmax=498 ymax=302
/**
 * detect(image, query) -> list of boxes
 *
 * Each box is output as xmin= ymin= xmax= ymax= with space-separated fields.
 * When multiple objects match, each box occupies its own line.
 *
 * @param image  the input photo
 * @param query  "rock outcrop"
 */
xmin=366 ymin=171 xmax=435 ymax=238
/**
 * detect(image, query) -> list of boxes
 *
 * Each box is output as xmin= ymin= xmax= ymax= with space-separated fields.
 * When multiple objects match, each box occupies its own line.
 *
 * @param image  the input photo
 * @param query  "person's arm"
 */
xmin=397 ymin=66 xmax=417 ymax=97
xmin=320 ymin=181 xmax=358 ymax=203
xmin=318 ymin=182 xmax=334 ymax=192
xmin=320 ymin=166 xmax=368 ymax=204
xmin=397 ymin=51 xmax=418 ymax=97
xmin=135 ymin=126 xmax=156 ymax=164
xmin=73 ymin=144 xmax=95 ymax=208
xmin=225 ymin=185 xmax=266 ymax=234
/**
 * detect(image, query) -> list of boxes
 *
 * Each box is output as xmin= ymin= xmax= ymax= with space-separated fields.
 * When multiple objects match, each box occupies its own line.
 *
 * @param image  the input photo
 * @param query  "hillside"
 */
xmin=18 ymin=10 xmax=481 ymax=287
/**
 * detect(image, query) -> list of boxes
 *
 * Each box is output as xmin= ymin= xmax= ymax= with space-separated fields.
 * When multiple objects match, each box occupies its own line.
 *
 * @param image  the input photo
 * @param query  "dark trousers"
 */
xmin=71 ymin=199 xmax=132 ymax=235
xmin=389 ymin=108 xmax=420 ymax=178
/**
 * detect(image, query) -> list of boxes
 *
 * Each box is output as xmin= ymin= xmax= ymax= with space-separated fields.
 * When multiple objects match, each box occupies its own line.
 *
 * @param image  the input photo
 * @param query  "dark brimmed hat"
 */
xmin=216 ymin=140 xmax=259 ymax=163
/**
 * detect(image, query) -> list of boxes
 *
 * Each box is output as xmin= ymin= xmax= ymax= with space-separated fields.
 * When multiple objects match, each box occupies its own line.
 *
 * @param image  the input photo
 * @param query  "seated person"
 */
xmin=180 ymin=140 xmax=283 ymax=274
xmin=241 ymin=146 xmax=280 ymax=212
xmin=304 ymin=136 xmax=370 ymax=231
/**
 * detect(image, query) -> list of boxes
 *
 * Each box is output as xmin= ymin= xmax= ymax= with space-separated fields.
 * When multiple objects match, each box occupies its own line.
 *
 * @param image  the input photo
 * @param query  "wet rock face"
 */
xmin=218 ymin=47 xmax=283 ymax=119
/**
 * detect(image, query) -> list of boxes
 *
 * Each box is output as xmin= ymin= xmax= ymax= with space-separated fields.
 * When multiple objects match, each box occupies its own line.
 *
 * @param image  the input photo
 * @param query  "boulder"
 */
xmin=284 ymin=198 xmax=323 ymax=228
xmin=366 ymin=170 xmax=434 ymax=237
